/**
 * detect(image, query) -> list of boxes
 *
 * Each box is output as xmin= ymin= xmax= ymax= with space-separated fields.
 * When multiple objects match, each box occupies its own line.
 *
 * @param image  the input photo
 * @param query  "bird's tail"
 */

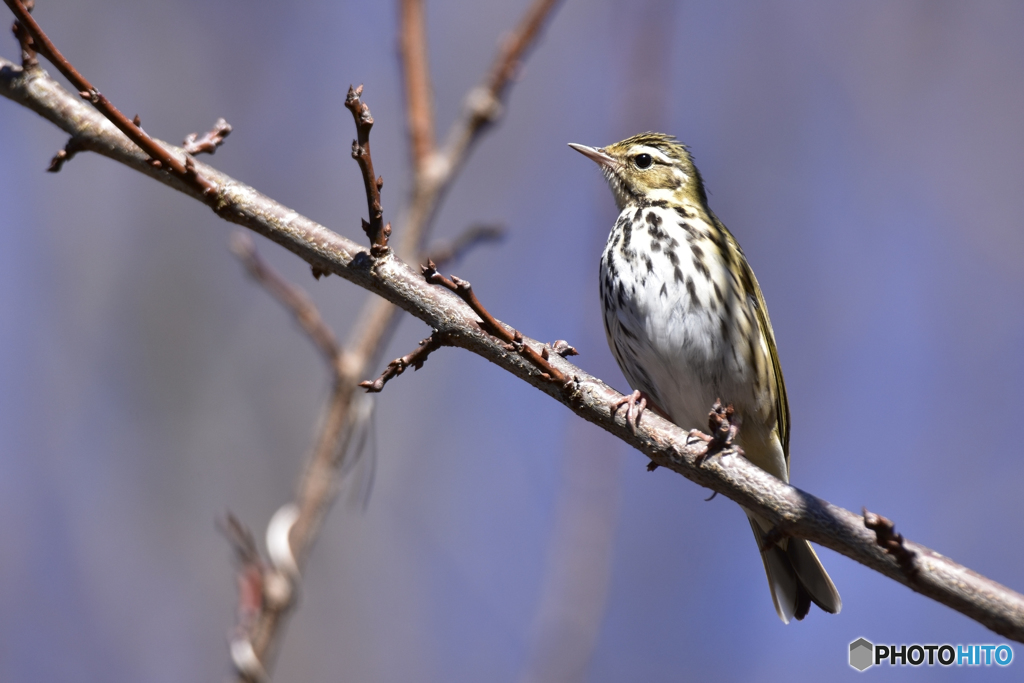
xmin=746 ymin=513 xmax=842 ymax=623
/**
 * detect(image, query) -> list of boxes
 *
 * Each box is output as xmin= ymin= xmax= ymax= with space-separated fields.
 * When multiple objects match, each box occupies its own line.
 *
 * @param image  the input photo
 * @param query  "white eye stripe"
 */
xmin=628 ymin=146 xmax=673 ymax=165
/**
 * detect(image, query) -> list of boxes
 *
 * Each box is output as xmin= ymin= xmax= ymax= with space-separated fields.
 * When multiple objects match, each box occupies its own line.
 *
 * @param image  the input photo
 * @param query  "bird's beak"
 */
xmin=568 ymin=143 xmax=617 ymax=170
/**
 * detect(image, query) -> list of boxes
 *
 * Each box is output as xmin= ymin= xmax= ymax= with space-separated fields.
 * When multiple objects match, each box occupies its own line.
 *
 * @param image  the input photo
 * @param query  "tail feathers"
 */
xmin=747 ymin=515 xmax=842 ymax=623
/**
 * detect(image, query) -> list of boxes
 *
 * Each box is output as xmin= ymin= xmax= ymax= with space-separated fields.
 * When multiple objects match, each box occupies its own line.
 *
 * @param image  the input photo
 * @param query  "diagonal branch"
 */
xmin=397 ymin=0 xmax=563 ymax=260
xmin=4 ymin=58 xmax=1024 ymax=643
xmin=3 ymin=0 xmax=218 ymax=197
xmin=230 ymin=232 xmax=341 ymax=366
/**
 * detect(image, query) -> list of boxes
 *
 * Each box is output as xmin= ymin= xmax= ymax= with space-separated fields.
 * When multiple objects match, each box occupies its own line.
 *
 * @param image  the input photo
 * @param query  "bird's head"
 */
xmin=569 ymin=132 xmax=706 ymax=211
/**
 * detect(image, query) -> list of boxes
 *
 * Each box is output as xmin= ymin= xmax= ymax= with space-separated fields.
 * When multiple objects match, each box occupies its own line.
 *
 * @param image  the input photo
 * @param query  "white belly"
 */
xmin=599 ymin=205 xmax=778 ymax=464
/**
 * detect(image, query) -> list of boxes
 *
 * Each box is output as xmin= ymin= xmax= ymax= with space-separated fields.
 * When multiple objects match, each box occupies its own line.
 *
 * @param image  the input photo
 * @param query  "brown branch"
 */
xmin=486 ymin=0 xmax=561 ymax=102
xmin=396 ymin=0 xmax=563 ymax=260
xmin=422 ymin=261 xmax=571 ymax=386
xmin=344 ymin=84 xmax=389 ymax=254
xmin=227 ymin=233 xmax=363 ymax=680
xmin=46 ymin=135 xmax=84 ymax=172
xmin=398 ymin=0 xmax=434 ymax=174
xmin=9 ymin=0 xmax=35 ymax=68
xmin=184 ymin=117 xmax=232 ymax=155
xmin=230 ymin=232 xmax=341 ymax=367
xmin=0 ymin=2 xmax=560 ymax=677
xmin=359 ymin=330 xmax=450 ymax=393
xmin=2 ymin=0 xmax=218 ymax=197
xmin=424 ymin=224 xmax=505 ymax=269
xmin=6 ymin=60 xmax=1024 ymax=643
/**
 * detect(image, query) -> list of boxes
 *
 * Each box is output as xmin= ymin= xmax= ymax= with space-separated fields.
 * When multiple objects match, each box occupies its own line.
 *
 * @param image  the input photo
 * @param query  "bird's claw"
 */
xmin=612 ymin=390 xmax=648 ymax=435
xmin=695 ymin=400 xmax=740 ymax=465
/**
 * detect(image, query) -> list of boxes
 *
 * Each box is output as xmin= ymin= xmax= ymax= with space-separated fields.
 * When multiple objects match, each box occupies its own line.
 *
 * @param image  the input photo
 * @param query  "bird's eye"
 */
xmin=634 ymin=153 xmax=653 ymax=169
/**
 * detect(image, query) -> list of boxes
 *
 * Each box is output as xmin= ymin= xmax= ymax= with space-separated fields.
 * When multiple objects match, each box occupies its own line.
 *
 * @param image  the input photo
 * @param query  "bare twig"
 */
xmin=359 ymin=331 xmax=450 ymax=393
xmin=218 ymin=5 xmax=562 ymax=666
xmin=422 ymin=261 xmax=572 ymax=385
xmin=396 ymin=0 xmax=563 ymax=259
xmin=227 ymin=235 xmax=365 ymax=680
xmin=424 ymin=224 xmax=505 ymax=269
xmin=398 ymin=0 xmax=435 ymax=174
xmin=2 ymin=0 xmax=218 ymax=196
xmin=230 ymin=232 xmax=341 ymax=366
xmin=46 ymin=135 xmax=84 ymax=172
xmin=9 ymin=0 xmax=35 ymax=68
xmin=184 ymin=117 xmax=232 ymax=155
xmin=344 ymin=85 xmax=390 ymax=254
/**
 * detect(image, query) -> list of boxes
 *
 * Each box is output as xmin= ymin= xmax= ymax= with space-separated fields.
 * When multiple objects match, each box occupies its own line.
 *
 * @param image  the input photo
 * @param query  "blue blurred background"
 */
xmin=2 ymin=1 xmax=1023 ymax=681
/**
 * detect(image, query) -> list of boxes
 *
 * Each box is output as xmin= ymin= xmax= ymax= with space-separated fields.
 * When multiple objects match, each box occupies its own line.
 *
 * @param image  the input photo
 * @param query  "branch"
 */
xmin=227 ymin=235 xmax=369 ymax=680
xmin=424 ymin=224 xmax=505 ymax=269
xmin=230 ymin=232 xmax=341 ymax=367
xmin=2 ymin=0 xmax=218 ymax=197
xmin=5 ymin=59 xmax=1023 ymax=643
xmin=398 ymin=0 xmax=434 ymax=174
xmin=223 ymin=0 xmax=558 ymax=658
xmin=421 ymin=261 xmax=571 ymax=386
xmin=396 ymin=0 xmax=563 ymax=260
xmin=358 ymin=330 xmax=451 ymax=393
xmin=9 ymin=0 xmax=35 ymax=68
xmin=184 ymin=117 xmax=232 ymax=155
xmin=345 ymin=84 xmax=390 ymax=254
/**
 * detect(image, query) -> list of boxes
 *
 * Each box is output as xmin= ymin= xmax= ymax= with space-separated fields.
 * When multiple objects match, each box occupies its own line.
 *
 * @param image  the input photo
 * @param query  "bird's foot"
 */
xmin=611 ymin=390 xmax=653 ymax=435
xmin=695 ymin=400 xmax=740 ymax=465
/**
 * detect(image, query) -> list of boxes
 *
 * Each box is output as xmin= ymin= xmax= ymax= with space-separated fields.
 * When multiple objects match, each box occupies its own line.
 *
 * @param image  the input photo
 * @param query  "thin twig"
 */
xmin=230 ymin=232 xmax=341 ymax=367
xmin=227 ymin=6 xmax=562 ymax=664
xmin=184 ymin=117 xmax=232 ymax=155
xmin=359 ymin=331 xmax=451 ymax=393
xmin=2 ymin=0 xmax=218 ymax=196
xmin=424 ymin=224 xmax=504 ymax=269
xmin=422 ymin=261 xmax=571 ymax=385
xmin=344 ymin=84 xmax=390 ymax=254
xmin=396 ymin=0 xmax=563 ymax=260
xmin=10 ymin=0 xmax=35 ymax=68
xmin=398 ymin=0 xmax=435 ymax=174
xmin=864 ymin=508 xmax=919 ymax=579
xmin=46 ymin=136 xmax=84 ymax=173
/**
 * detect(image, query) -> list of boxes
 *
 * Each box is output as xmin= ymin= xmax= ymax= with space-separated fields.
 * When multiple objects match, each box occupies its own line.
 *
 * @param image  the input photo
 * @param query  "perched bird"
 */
xmin=569 ymin=133 xmax=841 ymax=623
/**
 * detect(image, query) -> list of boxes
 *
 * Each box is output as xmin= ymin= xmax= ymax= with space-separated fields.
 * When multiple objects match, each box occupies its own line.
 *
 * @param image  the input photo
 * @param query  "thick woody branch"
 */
xmin=4 ymin=60 xmax=1022 ymax=642
xmin=344 ymin=84 xmax=390 ymax=254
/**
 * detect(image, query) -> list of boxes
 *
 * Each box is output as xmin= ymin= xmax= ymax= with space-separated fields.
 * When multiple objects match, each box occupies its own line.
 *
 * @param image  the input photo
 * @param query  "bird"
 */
xmin=569 ymin=133 xmax=841 ymax=623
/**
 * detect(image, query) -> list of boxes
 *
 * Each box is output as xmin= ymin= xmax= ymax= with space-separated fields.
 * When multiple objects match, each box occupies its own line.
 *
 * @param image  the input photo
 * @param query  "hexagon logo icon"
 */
xmin=850 ymin=638 xmax=874 ymax=671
